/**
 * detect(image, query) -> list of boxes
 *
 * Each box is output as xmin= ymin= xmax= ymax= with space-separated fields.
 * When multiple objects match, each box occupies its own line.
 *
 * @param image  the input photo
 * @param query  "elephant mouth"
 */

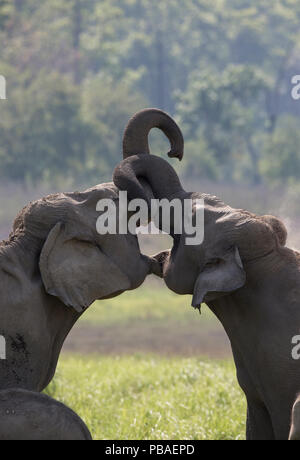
xmin=146 ymin=255 xmax=164 ymax=278
xmin=147 ymin=251 xmax=170 ymax=278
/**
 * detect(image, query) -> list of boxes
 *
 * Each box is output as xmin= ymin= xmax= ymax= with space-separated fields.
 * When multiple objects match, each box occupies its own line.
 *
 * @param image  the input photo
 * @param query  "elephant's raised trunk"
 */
xmin=115 ymin=109 xmax=186 ymax=228
xmin=113 ymin=154 xmax=186 ymax=207
xmin=123 ymin=108 xmax=184 ymax=161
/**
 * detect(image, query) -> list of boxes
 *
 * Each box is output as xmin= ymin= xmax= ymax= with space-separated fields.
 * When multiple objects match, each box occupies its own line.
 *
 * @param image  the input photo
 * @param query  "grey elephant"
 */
xmin=0 ymin=389 xmax=92 ymax=440
xmin=114 ymin=148 xmax=300 ymax=440
xmin=0 ymin=109 xmax=184 ymax=440
xmin=0 ymin=109 xmax=183 ymax=394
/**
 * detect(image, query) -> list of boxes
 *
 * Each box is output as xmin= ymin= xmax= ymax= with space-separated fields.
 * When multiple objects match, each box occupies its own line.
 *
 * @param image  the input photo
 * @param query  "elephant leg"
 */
xmin=269 ymin=398 xmax=295 ymax=440
xmin=0 ymin=389 xmax=92 ymax=440
xmin=233 ymin=356 xmax=274 ymax=440
xmin=246 ymin=398 xmax=275 ymax=440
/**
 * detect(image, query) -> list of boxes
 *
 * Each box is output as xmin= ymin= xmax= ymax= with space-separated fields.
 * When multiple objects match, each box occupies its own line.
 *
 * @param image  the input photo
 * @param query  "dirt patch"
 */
xmin=62 ymin=322 xmax=232 ymax=359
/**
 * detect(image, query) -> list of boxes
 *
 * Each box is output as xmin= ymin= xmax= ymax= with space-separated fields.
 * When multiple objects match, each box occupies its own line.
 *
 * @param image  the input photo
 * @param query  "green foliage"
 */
xmin=45 ymin=355 xmax=246 ymax=440
xmin=81 ymin=75 xmax=146 ymax=182
xmin=261 ymin=115 xmax=300 ymax=184
xmin=0 ymin=72 xmax=146 ymax=185
xmin=177 ymin=65 xmax=269 ymax=182
xmin=0 ymin=73 xmax=88 ymax=184
xmin=0 ymin=1 xmax=10 ymax=27
xmin=177 ymin=135 xmax=220 ymax=182
xmin=0 ymin=0 xmax=300 ymax=185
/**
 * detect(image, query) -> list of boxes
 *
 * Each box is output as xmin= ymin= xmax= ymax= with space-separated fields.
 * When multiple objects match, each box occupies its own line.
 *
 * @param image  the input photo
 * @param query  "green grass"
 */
xmin=80 ymin=282 xmax=216 ymax=327
xmin=45 ymin=355 xmax=246 ymax=440
xmin=54 ymin=282 xmax=241 ymax=438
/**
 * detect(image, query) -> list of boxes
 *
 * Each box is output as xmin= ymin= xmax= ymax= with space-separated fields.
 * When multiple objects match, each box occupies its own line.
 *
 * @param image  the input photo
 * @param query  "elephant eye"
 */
xmin=205 ymin=258 xmax=222 ymax=268
xmin=226 ymin=245 xmax=234 ymax=252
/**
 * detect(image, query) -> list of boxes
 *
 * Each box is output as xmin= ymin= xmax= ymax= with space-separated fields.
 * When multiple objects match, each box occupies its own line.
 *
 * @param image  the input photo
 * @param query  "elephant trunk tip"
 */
xmin=168 ymin=148 xmax=183 ymax=161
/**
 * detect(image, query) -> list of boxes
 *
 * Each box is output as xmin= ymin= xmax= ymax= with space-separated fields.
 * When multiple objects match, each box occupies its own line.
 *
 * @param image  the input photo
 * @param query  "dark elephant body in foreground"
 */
xmin=0 ymin=389 xmax=92 ymax=440
xmin=114 ymin=150 xmax=300 ymax=440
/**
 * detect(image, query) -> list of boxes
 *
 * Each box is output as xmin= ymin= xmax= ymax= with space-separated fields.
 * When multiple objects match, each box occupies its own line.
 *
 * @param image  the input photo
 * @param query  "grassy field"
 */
xmin=63 ymin=280 xmax=231 ymax=357
xmin=45 ymin=355 xmax=246 ymax=440
xmin=80 ymin=279 xmax=215 ymax=327
xmin=54 ymin=282 xmax=246 ymax=440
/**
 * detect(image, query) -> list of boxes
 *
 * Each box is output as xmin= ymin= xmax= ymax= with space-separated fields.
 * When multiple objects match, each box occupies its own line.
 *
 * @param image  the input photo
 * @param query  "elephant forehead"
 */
xmin=83 ymin=182 xmax=118 ymax=199
xmin=214 ymin=210 xmax=262 ymax=234
xmin=12 ymin=184 xmax=119 ymax=238
xmin=214 ymin=211 xmax=277 ymax=256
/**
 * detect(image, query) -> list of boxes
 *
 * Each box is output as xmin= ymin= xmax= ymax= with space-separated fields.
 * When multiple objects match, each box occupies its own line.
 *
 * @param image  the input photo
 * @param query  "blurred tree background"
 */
xmin=0 ymin=0 xmax=300 ymax=187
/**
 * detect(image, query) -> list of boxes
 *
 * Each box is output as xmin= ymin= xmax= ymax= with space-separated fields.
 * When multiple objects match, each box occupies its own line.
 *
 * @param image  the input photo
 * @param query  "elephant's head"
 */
xmin=113 ymin=154 xmax=287 ymax=309
xmin=11 ymin=109 xmax=184 ymax=313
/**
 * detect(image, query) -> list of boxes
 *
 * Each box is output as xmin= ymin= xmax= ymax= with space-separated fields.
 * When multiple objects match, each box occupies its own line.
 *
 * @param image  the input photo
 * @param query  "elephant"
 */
xmin=0 ymin=108 xmax=183 ymax=394
xmin=0 ymin=389 xmax=92 ymax=440
xmin=289 ymin=395 xmax=300 ymax=440
xmin=113 ymin=150 xmax=300 ymax=440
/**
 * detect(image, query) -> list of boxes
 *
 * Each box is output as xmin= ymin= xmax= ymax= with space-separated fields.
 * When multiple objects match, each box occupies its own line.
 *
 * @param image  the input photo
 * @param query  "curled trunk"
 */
xmin=123 ymin=108 xmax=184 ymax=161
xmin=113 ymin=154 xmax=186 ymax=205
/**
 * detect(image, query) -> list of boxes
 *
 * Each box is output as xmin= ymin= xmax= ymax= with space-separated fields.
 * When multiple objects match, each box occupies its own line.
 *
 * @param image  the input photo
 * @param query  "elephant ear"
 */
xmin=39 ymin=222 xmax=131 ymax=313
xmin=192 ymin=246 xmax=246 ymax=308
